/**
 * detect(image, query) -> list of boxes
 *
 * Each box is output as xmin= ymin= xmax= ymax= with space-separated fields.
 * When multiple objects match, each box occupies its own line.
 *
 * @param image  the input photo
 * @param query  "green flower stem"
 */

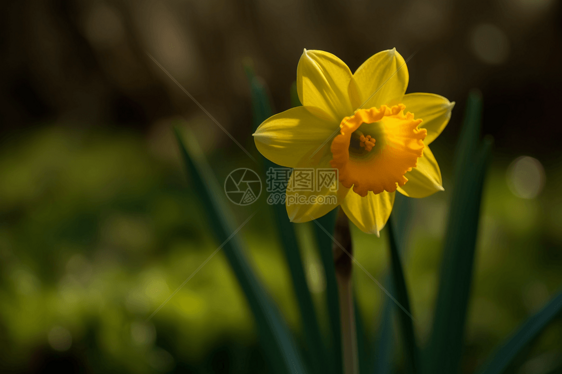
xmin=333 ymin=209 xmax=359 ymax=374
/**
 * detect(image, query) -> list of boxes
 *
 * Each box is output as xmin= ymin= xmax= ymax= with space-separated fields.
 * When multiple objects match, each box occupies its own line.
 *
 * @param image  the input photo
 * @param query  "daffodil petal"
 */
xmin=397 ymin=146 xmax=444 ymax=198
xmin=297 ymin=49 xmax=354 ymax=122
xmin=286 ymin=151 xmax=349 ymax=222
xmin=253 ymin=106 xmax=337 ymax=168
xmin=350 ymin=49 xmax=409 ymax=110
xmin=340 ymin=190 xmax=395 ymax=236
xmin=402 ymin=93 xmax=454 ymax=145
xmin=287 ymin=182 xmax=349 ymax=223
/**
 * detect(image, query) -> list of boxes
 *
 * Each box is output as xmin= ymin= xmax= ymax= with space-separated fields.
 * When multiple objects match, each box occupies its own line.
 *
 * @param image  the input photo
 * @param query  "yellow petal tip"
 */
xmin=287 ymin=208 xmax=297 ymax=223
xmin=387 ymin=48 xmax=397 ymax=57
xmin=360 ymin=225 xmax=381 ymax=236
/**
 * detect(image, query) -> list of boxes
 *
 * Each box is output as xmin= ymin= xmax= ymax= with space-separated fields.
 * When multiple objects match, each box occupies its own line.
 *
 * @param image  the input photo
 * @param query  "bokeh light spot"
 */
xmin=48 ymin=326 xmax=72 ymax=352
xmin=126 ymin=290 xmax=150 ymax=315
xmin=469 ymin=24 xmax=510 ymax=65
xmin=145 ymin=278 xmax=170 ymax=300
xmin=507 ymin=156 xmax=545 ymax=199
xmin=177 ymin=291 xmax=207 ymax=318
xmin=131 ymin=321 xmax=156 ymax=345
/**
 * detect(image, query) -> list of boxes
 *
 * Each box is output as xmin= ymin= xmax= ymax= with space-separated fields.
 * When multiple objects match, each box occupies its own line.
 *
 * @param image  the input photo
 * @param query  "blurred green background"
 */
xmin=1 ymin=0 xmax=561 ymax=373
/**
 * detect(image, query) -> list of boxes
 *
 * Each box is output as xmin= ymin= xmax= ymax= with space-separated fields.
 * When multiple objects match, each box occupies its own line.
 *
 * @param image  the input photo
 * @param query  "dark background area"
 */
xmin=1 ymin=0 xmax=562 ymax=373
xmin=2 ymin=0 xmax=562 ymax=159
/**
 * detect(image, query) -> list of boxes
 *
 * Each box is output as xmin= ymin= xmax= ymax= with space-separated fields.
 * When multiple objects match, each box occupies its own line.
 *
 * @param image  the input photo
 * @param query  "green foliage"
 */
xmin=386 ymin=215 xmax=419 ymax=373
xmin=476 ymin=289 xmax=562 ymax=374
xmin=174 ymin=126 xmax=307 ymax=374
xmin=424 ymin=91 xmax=493 ymax=374
xmin=313 ymin=209 xmax=343 ymax=374
xmin=373 ymin=193 xmax=412 ymax=374
xmin=372 ymin=287 xmax=395 ymax=374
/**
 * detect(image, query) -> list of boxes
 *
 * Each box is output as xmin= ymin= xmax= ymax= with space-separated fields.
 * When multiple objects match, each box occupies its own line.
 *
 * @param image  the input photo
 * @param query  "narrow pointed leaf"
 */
xmin=373 ymin=283 xmax=395 ymax=374
xmin=355 ymin=297 xmax=369 ymax=374
xmin=314 ymin=209 xmax=344 ymax=374
xmin=425 ymin=91 xmax=493 ymax=374
xmin=245 ymin=64 xmax=273 ymax=131
xmin=476 ymin=288 xmax=562 ymax=374
xmin=175 ymin=127 xmax=306 ymax=374
xmin=387 ymin=215 xmax=419 ymax=373
xmin=373 ymin=192 xmax=413 ymax=374
xmin=246 ymin=65 xmax=330 ymax=374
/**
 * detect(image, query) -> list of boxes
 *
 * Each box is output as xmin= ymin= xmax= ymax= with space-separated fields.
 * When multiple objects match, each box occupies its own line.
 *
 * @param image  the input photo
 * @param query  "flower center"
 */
xmin=359 ymin=134 xmax=375 ymax=152
xmin=330 ymin=104 xmax=427 ymax=197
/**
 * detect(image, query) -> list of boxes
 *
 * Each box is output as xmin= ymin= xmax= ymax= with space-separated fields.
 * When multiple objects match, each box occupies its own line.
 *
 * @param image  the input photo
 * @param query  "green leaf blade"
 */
xmin=424 ymin=91 xmax=493 ymax=374
xmin=373 ymin=284 xmax=395 ymax=374
xmin=372 ymin=194 xmax=413 ymax=374
xmin=175 ymin=127 xmax=307 ymax=374
xmin=314 ymin=209 xmax=344 ymax=374
xmin=387 ymin=215 xmax=419 ymax=373
xmin=476 ymin=289 xmax=562 ymax=374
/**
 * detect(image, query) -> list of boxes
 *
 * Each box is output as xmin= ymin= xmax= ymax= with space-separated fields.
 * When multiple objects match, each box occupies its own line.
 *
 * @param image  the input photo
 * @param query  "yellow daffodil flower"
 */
xmin=253 ymin=49 xmax=454 ymax=235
